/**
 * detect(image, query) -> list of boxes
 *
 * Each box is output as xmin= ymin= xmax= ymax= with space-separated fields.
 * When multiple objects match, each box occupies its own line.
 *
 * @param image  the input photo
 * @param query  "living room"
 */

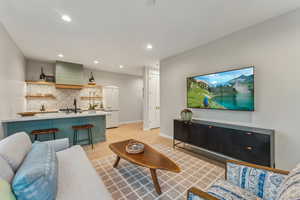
xmin=1 ymin=1 xmax=300 ymax=200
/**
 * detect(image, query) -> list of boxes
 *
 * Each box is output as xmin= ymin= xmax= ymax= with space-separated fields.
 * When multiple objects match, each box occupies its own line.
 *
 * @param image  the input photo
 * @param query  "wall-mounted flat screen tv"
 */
xmin=187 ymin=66 xmax=254 ymax=111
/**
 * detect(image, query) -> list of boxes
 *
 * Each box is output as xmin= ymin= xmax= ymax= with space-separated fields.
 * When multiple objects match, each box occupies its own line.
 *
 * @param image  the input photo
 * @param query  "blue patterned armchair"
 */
xmin=187 ymin=160 xmax=300 ymax=200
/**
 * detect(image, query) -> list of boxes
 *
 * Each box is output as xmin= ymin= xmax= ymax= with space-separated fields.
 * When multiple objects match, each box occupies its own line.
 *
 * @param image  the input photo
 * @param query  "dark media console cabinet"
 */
xmin=174 ymin=119 xmax=275 ymax=167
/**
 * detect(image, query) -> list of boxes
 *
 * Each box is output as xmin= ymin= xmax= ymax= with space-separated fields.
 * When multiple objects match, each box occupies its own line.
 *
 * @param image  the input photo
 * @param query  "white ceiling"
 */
xmin=0 ymin=0 xmax=300 ymax=76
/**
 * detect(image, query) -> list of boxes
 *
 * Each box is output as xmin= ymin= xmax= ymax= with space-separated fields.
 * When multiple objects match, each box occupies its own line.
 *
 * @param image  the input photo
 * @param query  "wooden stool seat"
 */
xmin=72 ymin=124 xmax=94 ymax=130
xmin=31 ymin=128 xmax=59 ymax=141
xmin=32 ymin=128 xmax=59 ymax=135
xmin=72 ymin=124 xmax=94 ymax=149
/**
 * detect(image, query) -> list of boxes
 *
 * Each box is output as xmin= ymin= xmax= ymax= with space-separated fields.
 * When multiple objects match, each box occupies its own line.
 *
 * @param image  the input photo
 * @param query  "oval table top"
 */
xmin=109 ymin=139 xmax=181 ymax=173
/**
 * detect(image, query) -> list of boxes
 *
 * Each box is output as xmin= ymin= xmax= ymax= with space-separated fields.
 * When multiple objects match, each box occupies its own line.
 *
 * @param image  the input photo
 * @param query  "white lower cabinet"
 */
xmin=106 ymin=111 xmax=119 ymax=128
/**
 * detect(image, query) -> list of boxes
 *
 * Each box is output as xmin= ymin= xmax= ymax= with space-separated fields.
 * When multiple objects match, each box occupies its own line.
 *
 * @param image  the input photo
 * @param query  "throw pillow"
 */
xmin=0 ymin=132 xmax=32 ymax=171
xmin=0 ymin=178 xmax=16 ymax=200
xmin=12 ymin=142 xmax=58 ymax=200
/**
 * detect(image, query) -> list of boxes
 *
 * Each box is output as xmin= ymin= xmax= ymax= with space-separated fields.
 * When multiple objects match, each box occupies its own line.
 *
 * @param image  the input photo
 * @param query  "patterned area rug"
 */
xmin=91 ymin=144 xmax=225 ymax=200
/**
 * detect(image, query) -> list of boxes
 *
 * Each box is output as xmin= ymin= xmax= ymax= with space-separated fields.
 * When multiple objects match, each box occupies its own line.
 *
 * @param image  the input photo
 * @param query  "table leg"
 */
xmin=113 ymin=156 xmax=121 ymax=168
xmin=150 ymin=169 xmax=162 ymax=195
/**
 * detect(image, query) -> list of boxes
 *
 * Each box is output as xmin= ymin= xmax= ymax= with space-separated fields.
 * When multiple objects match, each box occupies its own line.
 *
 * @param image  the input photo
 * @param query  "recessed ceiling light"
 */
xmin=61 ymin=15 xmax=72 ymax=22
xmin=58 ymin=54 xmax=64 ymax=58
xmin=94 ymin=60 xmax=99 ymax=64
xmin=146 ymin=43 xmax=153 ymax=50
xmin=120 ymin=65 xmax=124 ymax=69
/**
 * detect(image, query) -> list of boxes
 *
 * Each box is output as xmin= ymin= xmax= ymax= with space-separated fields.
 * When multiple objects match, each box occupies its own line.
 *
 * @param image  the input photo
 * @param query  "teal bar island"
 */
xmin=1 ymin=112 xmax=107 ymax=145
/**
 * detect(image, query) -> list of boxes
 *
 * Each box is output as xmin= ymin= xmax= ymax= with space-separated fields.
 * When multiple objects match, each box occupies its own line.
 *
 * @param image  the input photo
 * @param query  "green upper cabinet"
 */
xmin=55 ymin=61 xmax=83 ymax=85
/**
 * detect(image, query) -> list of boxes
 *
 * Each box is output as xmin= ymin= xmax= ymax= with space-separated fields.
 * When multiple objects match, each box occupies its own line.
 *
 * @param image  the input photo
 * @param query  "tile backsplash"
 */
xmin=26 ymin=84 xmax=102 ymax=111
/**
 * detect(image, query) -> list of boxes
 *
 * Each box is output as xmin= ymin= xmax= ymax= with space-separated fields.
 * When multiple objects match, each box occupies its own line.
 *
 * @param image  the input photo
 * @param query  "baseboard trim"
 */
xmin=159 ymin=132 xmax=173 ymax=139
xmin=119 ymin=120 xmax=143 ymax=125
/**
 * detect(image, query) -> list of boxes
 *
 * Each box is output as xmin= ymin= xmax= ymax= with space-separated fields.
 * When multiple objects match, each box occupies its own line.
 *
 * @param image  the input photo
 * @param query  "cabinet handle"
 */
xmin=208 ymin=126 xmax=213 ymax=129
xmin=246 ymin=132 xmax=253 ymax=135
xmin=245 ymin=146 xmax=253 ymax=150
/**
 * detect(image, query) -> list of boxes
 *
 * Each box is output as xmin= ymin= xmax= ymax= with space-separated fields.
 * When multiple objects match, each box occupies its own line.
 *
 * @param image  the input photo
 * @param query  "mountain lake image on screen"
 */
xmin=187 ymin=67 xmax=254 ymax=111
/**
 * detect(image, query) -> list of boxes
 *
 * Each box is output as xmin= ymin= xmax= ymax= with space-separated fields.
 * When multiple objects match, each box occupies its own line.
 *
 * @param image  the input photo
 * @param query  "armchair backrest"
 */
xmin=276 ymin=164 xmax=300 ymax=200
xmin=226 ymin=160 xmax=288 ymax=200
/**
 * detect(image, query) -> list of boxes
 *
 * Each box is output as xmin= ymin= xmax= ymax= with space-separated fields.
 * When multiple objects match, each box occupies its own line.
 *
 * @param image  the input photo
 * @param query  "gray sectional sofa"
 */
xmin=0 ymin=132 xmax=112 ymax=200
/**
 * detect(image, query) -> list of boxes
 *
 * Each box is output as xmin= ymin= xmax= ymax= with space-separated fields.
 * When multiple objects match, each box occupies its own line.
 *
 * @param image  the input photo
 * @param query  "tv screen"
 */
xmin=187 ymin=66 xmax=254 ymax=111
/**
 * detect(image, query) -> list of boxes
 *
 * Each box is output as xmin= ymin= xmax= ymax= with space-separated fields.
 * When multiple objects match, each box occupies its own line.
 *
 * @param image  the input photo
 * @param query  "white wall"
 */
xmin=160 ymin=9 xmax=300 ymax=170
xmin=82 ymin=70 xmax=143 ymax=124
xmin=25 ymin=60 xmax=143 ymax=124
xmin=26 ymin=59 xmax=55 ymax=81
xmin=0 ymin=23 xmax=26 ymax=138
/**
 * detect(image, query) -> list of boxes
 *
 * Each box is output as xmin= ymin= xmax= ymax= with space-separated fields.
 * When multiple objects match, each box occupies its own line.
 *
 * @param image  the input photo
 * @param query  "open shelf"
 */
xmin=80 ymin=96 xmax=102 ymax=100
xmin=25 ymin=80 xmax=55 ymax=85
xmin=55 ymin=84 xmax=84 ymax=90
xmin=25 ymin=94 xmax=56 ymax=99
xmin=83 ymin=84 xmax=102 ymax=88
xmin=25 ymin=81 xmax=102 ymax=89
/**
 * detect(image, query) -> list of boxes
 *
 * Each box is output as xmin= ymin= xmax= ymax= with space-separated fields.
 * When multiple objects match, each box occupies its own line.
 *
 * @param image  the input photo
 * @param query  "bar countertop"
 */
xmin=1 ymin=111 xmax=109 ymax=123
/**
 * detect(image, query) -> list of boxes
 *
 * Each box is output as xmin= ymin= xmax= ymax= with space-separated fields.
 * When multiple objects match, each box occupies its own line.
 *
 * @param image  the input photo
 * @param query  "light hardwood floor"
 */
xmin=84 ymin=122 xmax=224 ymax=169
xmin=84 ymin=122 xmax=173 ymax=161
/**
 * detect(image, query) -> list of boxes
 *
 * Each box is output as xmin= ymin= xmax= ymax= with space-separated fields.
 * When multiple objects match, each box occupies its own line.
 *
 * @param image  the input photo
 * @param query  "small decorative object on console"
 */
xmin=180 ymin=109 xmax=193 ymax=121
xmin=125 ymin=140 xmax=144 ymax=154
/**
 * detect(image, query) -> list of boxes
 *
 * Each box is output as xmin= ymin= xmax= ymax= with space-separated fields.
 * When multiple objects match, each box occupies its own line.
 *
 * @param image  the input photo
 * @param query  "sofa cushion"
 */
xmin=227 ymin=162 xmax=286 ymax=200
xmin=56 ymin=145 xmax=112 ymax=200
xmin=0 ymin=132 xmax=32 ymax=171
xmin=0 ymin=178 xmax=16 ymax=200
xmin=207 ymin=179 xmax=261 ymax=200
xmin=0 ymin=156 xmax=14 ymax=183
xmin=12 ymin=142 xmax=58 ymax=200
xmin=276 ymin=164 xmax=300 ymax=200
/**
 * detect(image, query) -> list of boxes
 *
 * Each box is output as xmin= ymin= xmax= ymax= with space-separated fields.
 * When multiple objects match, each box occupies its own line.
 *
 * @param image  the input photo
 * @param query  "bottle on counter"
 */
xmin=40 ymin=104 xmax=46 ymax=112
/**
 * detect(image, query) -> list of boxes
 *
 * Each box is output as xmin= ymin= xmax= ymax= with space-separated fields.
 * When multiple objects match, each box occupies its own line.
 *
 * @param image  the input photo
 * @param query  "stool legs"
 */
xmin=73 ymin=130 xmax=78 ymax=145
xmin=88 ymin=128 xmax=94 ymax=149
xmin=72 ymin=125 xmax=94 ymax=149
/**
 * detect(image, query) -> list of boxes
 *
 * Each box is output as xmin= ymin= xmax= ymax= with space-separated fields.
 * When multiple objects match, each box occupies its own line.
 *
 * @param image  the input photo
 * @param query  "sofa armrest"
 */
xmin=187 ymin=187 xmax=219 ymax=200
xmin=42 ymin=138 xmax=69 ymax=152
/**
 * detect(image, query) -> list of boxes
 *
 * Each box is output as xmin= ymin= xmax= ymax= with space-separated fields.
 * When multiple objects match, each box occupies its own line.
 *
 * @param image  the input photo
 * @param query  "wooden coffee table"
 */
xmin=109 ymin=140 xmax=181 ymax=195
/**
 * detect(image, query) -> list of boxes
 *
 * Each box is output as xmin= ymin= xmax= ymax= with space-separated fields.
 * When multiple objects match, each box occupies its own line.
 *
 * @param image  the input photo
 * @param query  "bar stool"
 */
xmin=72 ymin=124 xmax=94 ymax=149
xmin=31 ymin=128 xmax=59 ymax=141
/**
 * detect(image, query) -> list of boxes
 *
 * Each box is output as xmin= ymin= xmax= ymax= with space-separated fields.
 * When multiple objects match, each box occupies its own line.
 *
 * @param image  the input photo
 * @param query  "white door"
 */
xmin=103 ymin=86 xmax=120 ymax=128
xmin=111 ymin=111 xmax=119 ymax=127
xmin=149 ymin=73 xmax=160 ymax=129
xmin=103 ymin=86 xmax=119 ymax=110
xmin=111 ymin=88 xmax=119 ymax=110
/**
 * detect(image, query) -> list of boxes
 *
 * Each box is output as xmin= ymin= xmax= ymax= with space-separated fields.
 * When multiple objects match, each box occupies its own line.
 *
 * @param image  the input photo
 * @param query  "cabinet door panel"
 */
xmin=205 ymin=125 xmax=223 ymax=153
xmin=189 ymin=124 xmax=208 ymax=148
xmin=228 ymin=129 xmax=271 ymax=166
xmin=174 ymin=120 xmax=189 ymax=142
